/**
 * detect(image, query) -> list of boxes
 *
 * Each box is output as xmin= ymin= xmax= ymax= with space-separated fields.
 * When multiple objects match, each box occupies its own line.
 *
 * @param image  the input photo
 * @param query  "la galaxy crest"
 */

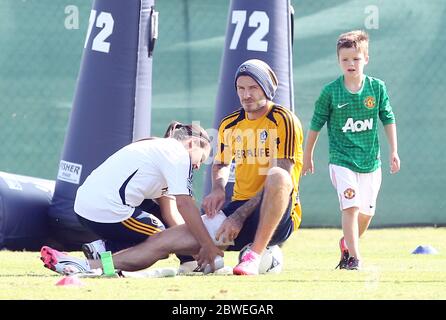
xmin=259 ymin=130 xmax=268 ymax=144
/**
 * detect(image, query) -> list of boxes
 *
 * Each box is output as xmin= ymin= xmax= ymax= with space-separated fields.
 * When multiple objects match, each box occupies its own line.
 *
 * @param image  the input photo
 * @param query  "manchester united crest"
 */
xmin=364 ymin=96 xmax=376 ymax=109
xmin=343 ymin=188 xmax=356 ymax=199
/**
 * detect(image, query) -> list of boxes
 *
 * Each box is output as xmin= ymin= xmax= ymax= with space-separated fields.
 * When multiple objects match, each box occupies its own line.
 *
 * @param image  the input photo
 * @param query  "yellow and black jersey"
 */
xmin=215 ymin=102 xmax=304 ymax=229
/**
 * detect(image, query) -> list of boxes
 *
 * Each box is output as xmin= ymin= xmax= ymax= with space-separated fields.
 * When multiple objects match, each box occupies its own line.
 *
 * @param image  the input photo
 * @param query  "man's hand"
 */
xmin=196 ymin=244 xmax=224 ymax=273
xmin=215 ymin=215 xmax=243 ymax=244
xmin=202 ymin=189 xmax=226 ymax=217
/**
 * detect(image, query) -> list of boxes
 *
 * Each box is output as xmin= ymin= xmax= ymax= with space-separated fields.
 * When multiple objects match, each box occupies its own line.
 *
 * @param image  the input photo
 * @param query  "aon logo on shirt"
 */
xmin=342 ymin=118 xmax=373 ymax=133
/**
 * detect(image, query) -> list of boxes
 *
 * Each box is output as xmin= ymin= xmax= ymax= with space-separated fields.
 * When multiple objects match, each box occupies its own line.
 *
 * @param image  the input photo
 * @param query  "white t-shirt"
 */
xmin=74 ymin=138 xmax=193 ymax=223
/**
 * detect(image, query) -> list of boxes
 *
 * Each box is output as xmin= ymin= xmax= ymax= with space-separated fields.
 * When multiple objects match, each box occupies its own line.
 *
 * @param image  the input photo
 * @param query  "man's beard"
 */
xmin=242 ymin=99 xmax=267 ymax=112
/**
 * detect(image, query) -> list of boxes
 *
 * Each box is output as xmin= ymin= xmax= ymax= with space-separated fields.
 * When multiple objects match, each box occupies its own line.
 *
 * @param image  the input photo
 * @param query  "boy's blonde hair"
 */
xmin=337 ymin=30 xmax=369 ymax=57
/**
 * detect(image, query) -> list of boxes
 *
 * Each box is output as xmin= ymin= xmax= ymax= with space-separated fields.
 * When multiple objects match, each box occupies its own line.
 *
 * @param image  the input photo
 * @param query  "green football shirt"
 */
xmin=310 ymin=75 xmax=395 ymax=173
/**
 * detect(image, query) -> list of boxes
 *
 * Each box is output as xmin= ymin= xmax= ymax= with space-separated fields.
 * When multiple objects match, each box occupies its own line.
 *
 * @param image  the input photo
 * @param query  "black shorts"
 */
xmin=221 ymin=194 xmax=294 ymax=251
xmin=77 ymin=199 xmax=165 ymax=252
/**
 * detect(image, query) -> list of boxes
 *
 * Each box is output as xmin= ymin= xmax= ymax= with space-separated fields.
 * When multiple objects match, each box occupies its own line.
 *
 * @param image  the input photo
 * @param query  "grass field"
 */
xmin=0 ymin=228 xmax=445 ymax=300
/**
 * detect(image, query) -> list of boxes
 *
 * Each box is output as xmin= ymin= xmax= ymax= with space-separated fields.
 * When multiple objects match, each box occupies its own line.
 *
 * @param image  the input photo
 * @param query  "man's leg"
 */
xmin=233 ymin=167 xmax=292 ymax=275
xmin=250 ymin=167 xmax=292 ymax=255
xmin=89 ymin=223 xmax=201 ymax=272
xmin=41 ymin=214 xmax=229 ymax=275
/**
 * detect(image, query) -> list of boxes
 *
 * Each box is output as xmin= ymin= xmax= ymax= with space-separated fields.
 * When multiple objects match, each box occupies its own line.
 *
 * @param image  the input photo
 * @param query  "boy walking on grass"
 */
xmin=302 ymin=30 xmax=400 ymax=270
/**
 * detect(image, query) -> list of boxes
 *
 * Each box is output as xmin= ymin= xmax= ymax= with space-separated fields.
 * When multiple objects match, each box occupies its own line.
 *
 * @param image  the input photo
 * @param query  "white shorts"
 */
xmin=329 ymin=164 xmax=382 ymax=216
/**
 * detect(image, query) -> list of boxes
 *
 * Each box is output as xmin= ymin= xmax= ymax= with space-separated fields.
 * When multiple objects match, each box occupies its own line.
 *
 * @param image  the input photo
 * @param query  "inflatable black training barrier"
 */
xmin=203 ymin=0 xmax=295 ymax=204
xmin=47 ymin=0 xmax=158 ymax=250
xmin=0 ymin=172 xmax=54 ymax=250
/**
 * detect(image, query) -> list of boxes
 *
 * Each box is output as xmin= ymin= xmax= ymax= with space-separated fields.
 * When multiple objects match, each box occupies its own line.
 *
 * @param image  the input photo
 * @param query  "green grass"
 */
xmin=1 ymin=228 xmax=445 ymax=300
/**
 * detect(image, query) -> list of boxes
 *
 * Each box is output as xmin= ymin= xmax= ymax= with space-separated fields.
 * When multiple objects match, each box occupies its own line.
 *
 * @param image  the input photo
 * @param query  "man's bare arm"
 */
xmin=202 ymin=162 xmax=231 ymax=216
xmin=211 ymin=162 xmax=231 ymax=191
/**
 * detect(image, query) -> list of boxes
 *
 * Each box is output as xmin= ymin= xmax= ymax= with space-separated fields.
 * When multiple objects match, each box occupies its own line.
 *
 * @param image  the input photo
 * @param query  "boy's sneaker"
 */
xmin=346 ymin=256 xmax=362 ymax=270
xmin=335 ymin=237 xmax=349 ymax=269
xmin=81 ymin=239 xmax=106 ymax=260
xmin=40 ymin=246 xmax=91 ymax=275
xmin=233 ymin=250 xmax=260 ymax=276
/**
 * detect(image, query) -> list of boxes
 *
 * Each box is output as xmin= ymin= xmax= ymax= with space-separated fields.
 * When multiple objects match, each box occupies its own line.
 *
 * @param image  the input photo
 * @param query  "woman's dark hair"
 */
xmin=164 ymin=121 xmax=211 ymax=148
